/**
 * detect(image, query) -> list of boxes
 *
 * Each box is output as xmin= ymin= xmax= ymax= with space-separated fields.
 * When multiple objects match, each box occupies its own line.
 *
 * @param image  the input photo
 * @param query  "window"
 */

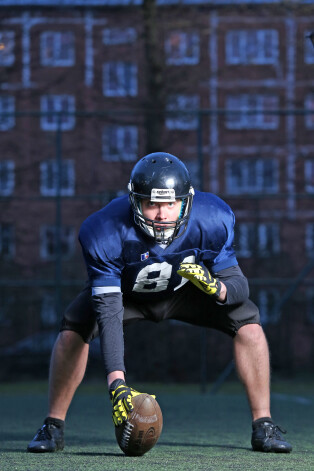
xmin=258 ymin=289 xmax=280 ymax=325
xmin=234 ymin=223 xmax=255 ymax=257
xmin=0 ymin=161 xmax=15 ymax=196
xmin=41 ymin=95 xmax=75 ymax=131
xmin=0 ymin=95 xmax=15 ymax=131
xmin=40 ymin=31 xmax=75 ymax=66
xmin=41 ymin=294 xmax=58 ymax=327
xmin=305 ymin=223 xmax=314 ymax=256
xmin=102 ymin=125 xmax=138 ymax=162
xmin=40 ymin=160 xmax=75 ymax=196
xmin=234 ymin=222 xmax=280 ymax=258
xmin=103 ymin=62 xmax=137 ymax=97
xmin=305 ymin=160 xmax=314 ymax=192
xmin=183 ymin=160 xmax=201 ymax=188
xmin=0 ymin=31 xmax=15 ymax=66
xmin=305 ymin=94 xmax=314 ymax=129
xmin=165 ymin=32 xmax=200 ymax=65
xmin=226 ymin=94 xmax=279 ymax=129
xmin=103 ymin=27 xmax=136 ymax=45
xmin=0 ymin=224 xmax=14 ymax=259
xmin=166 ymin=94 xmax=199 ymax=130
xmin=226 ymin=158 xmax=278 ymax=194
xmin=40 ymin=225 xmax=75 ymax=260
xmin=225 ymin=29 xmax=278 ymax=65
xmin=304 ymin=32 xmax=314 ymax=64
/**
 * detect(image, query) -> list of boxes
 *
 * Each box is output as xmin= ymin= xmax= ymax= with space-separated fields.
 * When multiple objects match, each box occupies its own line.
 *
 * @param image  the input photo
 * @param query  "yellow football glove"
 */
xmin=109 ymin=379 xmax=155 ymax=426
xmin=177 ymin=263 xmax=222 ymax=298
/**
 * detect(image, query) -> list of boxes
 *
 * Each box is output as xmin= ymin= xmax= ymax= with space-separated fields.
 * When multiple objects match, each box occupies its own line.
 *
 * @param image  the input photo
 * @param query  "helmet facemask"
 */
xmin=129 ymin=186 xmax=194 ymax=245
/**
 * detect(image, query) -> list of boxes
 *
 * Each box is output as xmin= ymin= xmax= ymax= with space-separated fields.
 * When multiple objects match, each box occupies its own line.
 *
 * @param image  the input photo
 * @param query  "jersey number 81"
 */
xmin=132 ymin=256 xmax=195 ymax=293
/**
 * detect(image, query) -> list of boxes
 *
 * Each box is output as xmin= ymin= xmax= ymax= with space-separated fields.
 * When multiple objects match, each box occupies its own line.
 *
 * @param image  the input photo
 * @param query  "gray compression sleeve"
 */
xmin=213 ymin=265 xmax=249 ymax=305
xmin=92 ymin=292 xmax=125 ymax=376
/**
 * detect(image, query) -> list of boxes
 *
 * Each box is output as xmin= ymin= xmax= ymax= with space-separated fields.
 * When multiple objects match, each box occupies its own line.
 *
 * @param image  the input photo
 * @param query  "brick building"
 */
xmin=1 ymin=0 xmax=314 ymax=379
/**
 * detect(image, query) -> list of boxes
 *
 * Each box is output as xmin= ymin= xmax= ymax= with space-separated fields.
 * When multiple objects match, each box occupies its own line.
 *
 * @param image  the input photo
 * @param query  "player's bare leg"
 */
xmin=48 ymin=330 xmax=89 ymax=420
xmin=233 ymin=323 xmax=292 ymax=452
xmin=27 ymin=331 xmax=89 ymax=452
xmin=233 ymin=323 xmax=270 ymax=421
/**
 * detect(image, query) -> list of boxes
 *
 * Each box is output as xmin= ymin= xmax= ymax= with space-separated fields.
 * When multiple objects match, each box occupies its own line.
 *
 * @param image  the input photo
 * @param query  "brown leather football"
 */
xmin=115 ymin=393 xmax=163 ymax=456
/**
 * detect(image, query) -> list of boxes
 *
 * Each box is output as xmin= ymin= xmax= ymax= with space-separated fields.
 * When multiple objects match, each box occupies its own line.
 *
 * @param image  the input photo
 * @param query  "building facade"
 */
xmin=1 ymin=0 xmax=314 ymax=379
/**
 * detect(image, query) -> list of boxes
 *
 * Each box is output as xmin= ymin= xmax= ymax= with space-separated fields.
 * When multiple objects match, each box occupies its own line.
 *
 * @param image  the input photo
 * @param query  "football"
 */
xmin=115 ymin=393 xmax=163 ymax=456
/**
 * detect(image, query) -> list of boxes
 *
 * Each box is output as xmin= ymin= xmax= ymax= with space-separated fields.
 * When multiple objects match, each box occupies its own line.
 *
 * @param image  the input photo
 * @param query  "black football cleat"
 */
xmin=27 ymin=419 xmax=64 ymax=453
xmin=251 ymin=418 xmax=292 ymax=453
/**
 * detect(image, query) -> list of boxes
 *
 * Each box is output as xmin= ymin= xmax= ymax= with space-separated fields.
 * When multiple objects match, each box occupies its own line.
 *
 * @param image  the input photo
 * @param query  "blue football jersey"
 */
xmin=79 ymin=191 xmax=238 ymax=301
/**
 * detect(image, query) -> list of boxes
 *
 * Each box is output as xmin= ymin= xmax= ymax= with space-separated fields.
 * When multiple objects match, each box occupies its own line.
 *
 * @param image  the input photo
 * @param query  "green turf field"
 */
xmin=0 ymin=380 xmax=313 ymax=471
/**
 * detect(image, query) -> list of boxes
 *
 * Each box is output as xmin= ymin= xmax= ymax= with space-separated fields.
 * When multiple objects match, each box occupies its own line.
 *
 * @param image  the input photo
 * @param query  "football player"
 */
xmin=27 ymin=152 xmax=292 ymax=453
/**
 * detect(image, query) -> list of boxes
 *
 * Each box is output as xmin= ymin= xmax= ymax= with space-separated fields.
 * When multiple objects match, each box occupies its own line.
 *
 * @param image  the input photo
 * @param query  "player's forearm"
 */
xmin=92 ymin=292 xmax=126 ymax=377
xmin=215 ymin=265 xmax=249 ymax=305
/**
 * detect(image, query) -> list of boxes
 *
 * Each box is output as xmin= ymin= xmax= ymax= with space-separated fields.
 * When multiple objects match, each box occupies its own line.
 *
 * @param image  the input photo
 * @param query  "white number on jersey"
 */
xmin=132 ymin=255 xmax=195 ymax=293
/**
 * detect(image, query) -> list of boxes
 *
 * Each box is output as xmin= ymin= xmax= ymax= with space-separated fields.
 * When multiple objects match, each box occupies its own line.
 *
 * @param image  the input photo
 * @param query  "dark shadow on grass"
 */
xmin=68 ymin=452 xmax=123 ymax=457
xmin=157 ymin=441 xmax=250 ymax=451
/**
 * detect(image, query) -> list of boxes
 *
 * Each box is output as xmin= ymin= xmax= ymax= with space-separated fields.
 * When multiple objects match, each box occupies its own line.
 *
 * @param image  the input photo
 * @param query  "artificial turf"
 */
xmin=0 ymin=380 xmax=313 ymax=471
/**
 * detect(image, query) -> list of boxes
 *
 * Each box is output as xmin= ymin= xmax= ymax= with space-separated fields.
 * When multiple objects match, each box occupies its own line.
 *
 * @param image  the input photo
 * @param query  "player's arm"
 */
xmin=177 ymin=264 xmax=248 ymax=305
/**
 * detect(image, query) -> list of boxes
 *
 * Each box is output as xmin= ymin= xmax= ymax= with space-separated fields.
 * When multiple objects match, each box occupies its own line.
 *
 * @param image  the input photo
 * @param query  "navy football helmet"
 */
xmin=128 ymin=152 xmax=194 ymax=244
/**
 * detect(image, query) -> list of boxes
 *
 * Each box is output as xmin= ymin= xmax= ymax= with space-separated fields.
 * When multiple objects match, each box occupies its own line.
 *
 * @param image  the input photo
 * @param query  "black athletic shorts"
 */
xmin=60 ymin=282 xmax=261 ymax=343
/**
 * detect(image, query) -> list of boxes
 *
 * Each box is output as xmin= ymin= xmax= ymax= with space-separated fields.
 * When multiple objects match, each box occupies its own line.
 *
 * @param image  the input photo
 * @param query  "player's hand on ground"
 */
xmin=177 ymin=263 xmax=221 ymax=298
xmin=109 ymin=379 xmax=155 ymax=426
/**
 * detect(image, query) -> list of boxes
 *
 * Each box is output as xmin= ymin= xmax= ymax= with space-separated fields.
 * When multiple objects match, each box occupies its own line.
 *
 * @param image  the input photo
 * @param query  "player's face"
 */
xmin=141 ymin=199 xmax=182 ymax=228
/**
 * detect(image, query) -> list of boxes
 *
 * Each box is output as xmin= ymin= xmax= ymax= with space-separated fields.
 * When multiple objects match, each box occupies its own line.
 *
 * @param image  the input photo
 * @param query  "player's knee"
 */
xmin=236 ymin=323 xmax=265 ymax=345
xmin=57 ymin=330 xmax=87 ymax=353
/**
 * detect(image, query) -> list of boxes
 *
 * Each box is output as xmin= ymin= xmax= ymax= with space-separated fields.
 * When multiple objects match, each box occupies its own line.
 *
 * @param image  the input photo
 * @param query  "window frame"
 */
xmin=103 ymin=62 xmax=138 ymax=97
xmin=40 ymin=94 xmax=76 ymax=131
xmin=40 ymin=159 xmax=75 ymax=197
xmin=0 ymin=95 xmax=15 ymax=131
xmin=165 ymin=31 xmax=200 ymax=65
xmin=102 ymin=125 xmax=138 ymax=162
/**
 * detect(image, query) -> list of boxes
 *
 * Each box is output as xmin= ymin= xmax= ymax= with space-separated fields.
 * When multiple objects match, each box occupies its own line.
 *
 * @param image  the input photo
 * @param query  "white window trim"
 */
xmin=305 ymin=94 xmax=314 ymax=130
xmin=305 ymin=160 xmax=314 ymax=193
xmin=165 ymin=31 xmax=200 ymax=65
xmin=103 ymin=27 xmax=137 ymax=45
xmin=0 ymin=160 xmax=15 ymax=196
xmin=41 ymin=294 xmax=58 ymax=326
xmin=166 ymin=94 xmax=199 ymax=130
xmin=40 ymin=31 xmax=75 ymax=67
xmin=235 ymin=223 xmax=254 ymax=258
xmin=304 ymin=32 xmax=314 ymax=65
xmin=103 ymin=62 xmax=137 ymax=97
xmin=225 ymin=29 xmax=278 ymax=65
xmin=226 ymin=158 xmax=279 ymax=195
xmin=226 ymin=94 xmax=279 ymax=130
xmin=102 ymin=125 xmax=138 ymax=162
xmin=40 ymin=95 xmax=76 ymax=131
xmin=258 ymin=289 xmax=281 ymax=325
xmin=305 ymin=223 xmax=314 ymax=256
xmin=0 ymin=95 xmax=15 ymax=131
xmin=0 ymin=31 xmax=15 ymax=66
xmin=40 ymin=160 xmax=75 ymax=196
xmin=40 ymin=224 xmax=76 ymax=261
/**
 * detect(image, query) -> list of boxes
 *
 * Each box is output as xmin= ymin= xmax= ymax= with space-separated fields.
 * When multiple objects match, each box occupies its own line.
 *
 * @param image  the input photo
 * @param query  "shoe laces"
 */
xmin=268 ymin=424 xmax=287 ymax=439
xmin=35 ymin=424 xmax=52 ymax=441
